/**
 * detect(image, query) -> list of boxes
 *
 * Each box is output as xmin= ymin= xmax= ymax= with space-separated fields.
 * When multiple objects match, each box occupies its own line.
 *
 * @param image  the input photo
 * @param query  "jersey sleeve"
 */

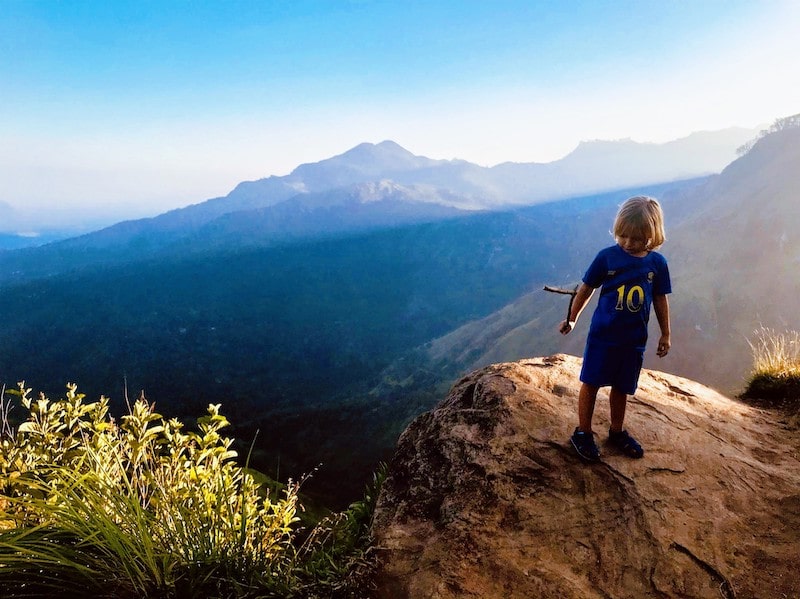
xmin=653 ymin=254 xmax=672 ymax=295
xmin=582 ymin=250 xmax=608 ymax=288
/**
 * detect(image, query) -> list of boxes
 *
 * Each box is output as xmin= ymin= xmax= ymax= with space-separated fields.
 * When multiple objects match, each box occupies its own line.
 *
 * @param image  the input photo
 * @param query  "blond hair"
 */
xmin=613 ymin=196 xmax=666 ymax=250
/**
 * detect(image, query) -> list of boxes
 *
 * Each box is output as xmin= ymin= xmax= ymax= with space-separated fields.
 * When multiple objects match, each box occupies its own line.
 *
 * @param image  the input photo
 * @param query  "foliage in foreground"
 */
xmin=742 ymin=326 xmax=800 ymax=413
xmin=0 ymin=384 xmax=380 ymax=598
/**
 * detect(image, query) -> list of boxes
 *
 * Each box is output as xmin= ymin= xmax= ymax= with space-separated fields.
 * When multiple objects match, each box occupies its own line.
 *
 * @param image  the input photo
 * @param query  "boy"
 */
xmin=559 ymin=196 xmax=671 ymax=461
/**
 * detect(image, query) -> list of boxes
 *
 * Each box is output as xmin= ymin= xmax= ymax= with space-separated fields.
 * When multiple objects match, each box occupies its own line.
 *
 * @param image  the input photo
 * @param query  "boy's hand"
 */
xmin=559 ymin=320 xmax=576 ymax=335
xmin=657 ymin=334 xmax=671 ymax=357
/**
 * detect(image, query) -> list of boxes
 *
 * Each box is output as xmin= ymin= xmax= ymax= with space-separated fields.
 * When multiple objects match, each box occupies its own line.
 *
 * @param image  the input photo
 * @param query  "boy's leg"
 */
xmin=578 ymin=383 xmax=599 ymax=433
xmin=609 ymin=387 xmax=627 ymax=433
xmin=572 ymin=382 xmax=601 ymax=461
xmin=608 ymin=386 xmax=644 ymax=458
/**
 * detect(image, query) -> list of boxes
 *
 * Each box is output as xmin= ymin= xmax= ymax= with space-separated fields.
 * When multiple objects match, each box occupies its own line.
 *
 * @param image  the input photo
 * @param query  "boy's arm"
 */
xmin=653 ymin=293 xmax=671 ymax=357
xmin=559 ymin=283 xmax=595 ymax=334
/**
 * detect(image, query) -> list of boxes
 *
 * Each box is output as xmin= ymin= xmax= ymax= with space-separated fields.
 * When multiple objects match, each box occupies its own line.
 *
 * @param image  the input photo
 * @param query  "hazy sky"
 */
xmin=2 ymin=0 xmax=800 ymax=225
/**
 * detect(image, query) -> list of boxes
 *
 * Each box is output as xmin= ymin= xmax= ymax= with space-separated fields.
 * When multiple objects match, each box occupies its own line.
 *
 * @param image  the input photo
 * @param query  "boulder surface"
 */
xmin=371 ymin=355 xmax=800 ymax=598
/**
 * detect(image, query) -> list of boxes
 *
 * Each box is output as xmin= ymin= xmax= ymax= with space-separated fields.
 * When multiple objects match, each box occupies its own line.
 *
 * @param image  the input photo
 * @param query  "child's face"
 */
xmin=617 ymin=234 xmax=649 ymax=256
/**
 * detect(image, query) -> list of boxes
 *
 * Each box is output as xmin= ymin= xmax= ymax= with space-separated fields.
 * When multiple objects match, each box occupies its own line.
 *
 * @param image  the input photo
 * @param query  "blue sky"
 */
xmin=2 ymin=1 xmax=799 ymax=225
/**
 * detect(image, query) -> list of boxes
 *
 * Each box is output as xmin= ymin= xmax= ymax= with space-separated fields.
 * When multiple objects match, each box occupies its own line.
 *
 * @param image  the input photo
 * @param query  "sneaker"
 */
xmin=570 ymin=428 xmax=600 ymax=462
xmin=607 ymin=429 xmax=644 ymax=459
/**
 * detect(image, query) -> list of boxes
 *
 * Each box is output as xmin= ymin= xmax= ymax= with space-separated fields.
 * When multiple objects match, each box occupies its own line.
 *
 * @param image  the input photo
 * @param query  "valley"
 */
xmin=1 ymin=122 xmax=797 ymax=507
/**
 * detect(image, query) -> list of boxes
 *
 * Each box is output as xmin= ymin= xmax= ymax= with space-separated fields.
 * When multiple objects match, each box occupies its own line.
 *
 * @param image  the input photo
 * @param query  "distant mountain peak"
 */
xmin=563 ymin=138 xmax=649 ymax=158
xmin=286 ymin=140 xmax=442 ymax=191
xmin=334 ymin=139 xmax=421 ymax=165
xmin=368 ymin=139 xmax=410 ymax=152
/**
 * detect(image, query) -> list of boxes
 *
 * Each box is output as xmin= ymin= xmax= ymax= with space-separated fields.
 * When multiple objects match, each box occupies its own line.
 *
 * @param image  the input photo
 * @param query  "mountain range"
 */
xmin=0 ymin=120 xmax=793 ymax=507
xmin=0 ymin=127 xmax=756 ymax=254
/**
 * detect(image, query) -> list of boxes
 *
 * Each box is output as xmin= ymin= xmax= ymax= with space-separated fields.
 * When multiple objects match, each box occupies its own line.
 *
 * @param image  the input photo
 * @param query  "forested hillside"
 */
xmin=398 ymin=118 xmax=800 ymax=401
xmin=0 ymin=181 xmax=695 ymax=506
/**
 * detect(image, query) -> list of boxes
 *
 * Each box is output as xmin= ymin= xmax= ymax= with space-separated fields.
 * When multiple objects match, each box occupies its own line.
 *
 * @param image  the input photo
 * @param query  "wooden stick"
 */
xmin=544 ymin=284 xmax=580 ymax=323
xmin=543 ymin=285 xmax=578 ymax=296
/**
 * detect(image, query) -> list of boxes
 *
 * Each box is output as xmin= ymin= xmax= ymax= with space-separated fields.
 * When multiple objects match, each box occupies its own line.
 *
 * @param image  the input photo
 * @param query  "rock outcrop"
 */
xmin=371 ymin=355 xmax=800 ymax=598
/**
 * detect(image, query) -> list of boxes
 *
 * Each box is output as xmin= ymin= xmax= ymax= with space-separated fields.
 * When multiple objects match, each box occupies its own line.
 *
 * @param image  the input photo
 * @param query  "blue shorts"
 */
xmin=580 ymin=341 xmax=644 ymax=395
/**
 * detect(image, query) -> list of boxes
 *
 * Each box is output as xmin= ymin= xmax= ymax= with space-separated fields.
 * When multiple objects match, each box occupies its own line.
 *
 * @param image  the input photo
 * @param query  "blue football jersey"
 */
xmin=583 ymin=245 xmax=671 ymax=349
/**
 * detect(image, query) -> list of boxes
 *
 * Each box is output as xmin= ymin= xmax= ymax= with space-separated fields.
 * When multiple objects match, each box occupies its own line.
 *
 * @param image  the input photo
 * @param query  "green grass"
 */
xmin=0 ymin=384 xmax=381 ymax=598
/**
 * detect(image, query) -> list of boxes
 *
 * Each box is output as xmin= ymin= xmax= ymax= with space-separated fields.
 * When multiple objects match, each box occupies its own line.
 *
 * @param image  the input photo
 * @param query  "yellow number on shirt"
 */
xmin=614 ymin=285 xmax=644 ymax=312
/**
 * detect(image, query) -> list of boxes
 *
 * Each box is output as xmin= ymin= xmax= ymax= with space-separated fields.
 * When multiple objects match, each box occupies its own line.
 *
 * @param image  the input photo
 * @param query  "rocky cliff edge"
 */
xmin=371 ymin=354 xmax=800 ymax=598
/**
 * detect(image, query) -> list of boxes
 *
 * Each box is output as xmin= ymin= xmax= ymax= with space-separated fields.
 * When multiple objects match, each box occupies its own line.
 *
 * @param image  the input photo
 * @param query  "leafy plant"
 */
xmin=0 ymin=384 xmax=344 ymax=598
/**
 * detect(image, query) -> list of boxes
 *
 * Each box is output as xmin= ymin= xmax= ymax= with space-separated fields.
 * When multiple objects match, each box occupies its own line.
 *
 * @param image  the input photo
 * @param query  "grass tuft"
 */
xmin=742 ymin=326 xmax=800 ymax=410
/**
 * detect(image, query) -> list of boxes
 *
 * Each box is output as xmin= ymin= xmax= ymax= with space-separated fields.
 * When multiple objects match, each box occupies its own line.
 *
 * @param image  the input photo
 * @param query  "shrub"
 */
xmin=0 ymin=383 xmax=380 ymax=598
